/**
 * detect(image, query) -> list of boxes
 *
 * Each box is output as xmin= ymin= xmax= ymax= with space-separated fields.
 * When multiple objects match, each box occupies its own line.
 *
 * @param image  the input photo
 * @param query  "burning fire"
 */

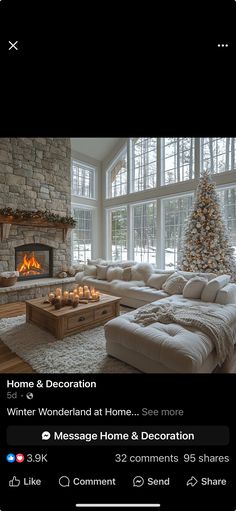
xmin=18 ymin=252 xmax=43 ymax=276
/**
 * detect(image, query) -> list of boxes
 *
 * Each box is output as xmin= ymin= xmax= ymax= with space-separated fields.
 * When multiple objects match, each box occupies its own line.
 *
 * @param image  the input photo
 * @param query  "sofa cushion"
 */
xmin=84 ymin=265 xmax=97 ymax=277
xmin=162 ymin=273 xmax=187 ymax=295
xmin=105 ymin=295 xmax=236 ymax=373
xmin=81 ymin=276 xmax=112 ymax=293
xmin=96 ymin=265 xmax=108 ymax=280
xmin=178 ymin=271 xmax=216 ymax=281
xmin=125 ymin=287 xmax=168 ymax=301
xmin=107 ymin=266 xmax=124 ymax=281
xmin=183 ymin=276 xmax=208 ymax=299
xmin=123 ymin=267 xmax=132 ymax=281
xmin=215 ymin=283 xmax=236 ymax=305
xmin=131 ymin=263 xmax=153 ymax=283
xmin=147 ymin=274 xmax=169 ymax=290
xmin=201 ymin=274 xmax=231 ymax=302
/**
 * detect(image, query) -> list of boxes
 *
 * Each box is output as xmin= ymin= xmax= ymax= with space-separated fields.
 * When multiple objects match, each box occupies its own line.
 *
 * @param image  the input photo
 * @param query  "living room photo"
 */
xmin=0 ymin=137 xmax=236 ymax=374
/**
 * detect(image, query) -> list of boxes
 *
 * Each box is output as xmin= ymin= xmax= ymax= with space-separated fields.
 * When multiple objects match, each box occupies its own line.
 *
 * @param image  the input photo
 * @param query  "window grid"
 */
xmin=72 ymin=208 xmax=93 ymax=263
xmin=131 ymin=138 xmax=157 ymax=192
xmin=201 ymin=138 xmax=236 ymax=174
xmin=218 ymin=187 xmax=236 ymax=256
xmin=72 ymin=160 xmax=95 ymax=198
xmin=131 ymin=202 xmax=157 ymax=263
xmin=162 ymin=138 xmax=195 ymax=184
xmin=107 ymin=151 xmax=127 ymax=198
xmin=111 ymin=207 xmax=128 ymax=261
xmin=162 ymin=194 xmax=194 ymax=269
xmin=104 ymin=138 xmax=236 ymax=266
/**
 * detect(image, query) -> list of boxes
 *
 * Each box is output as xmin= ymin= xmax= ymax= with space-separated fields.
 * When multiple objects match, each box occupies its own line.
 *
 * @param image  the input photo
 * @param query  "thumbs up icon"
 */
xmin=9 ymin=476 xmax=21 ymax=487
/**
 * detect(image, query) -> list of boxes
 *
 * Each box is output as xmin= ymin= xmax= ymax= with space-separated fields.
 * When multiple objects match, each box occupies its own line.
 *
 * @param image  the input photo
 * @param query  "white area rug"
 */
xmin=0 ymin=315 xmax=139 ymax=373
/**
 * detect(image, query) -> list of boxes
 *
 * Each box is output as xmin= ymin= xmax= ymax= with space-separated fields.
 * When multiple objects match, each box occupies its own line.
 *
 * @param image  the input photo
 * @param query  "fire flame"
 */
xmin=18 ymin=252 xmax=42 ymax=275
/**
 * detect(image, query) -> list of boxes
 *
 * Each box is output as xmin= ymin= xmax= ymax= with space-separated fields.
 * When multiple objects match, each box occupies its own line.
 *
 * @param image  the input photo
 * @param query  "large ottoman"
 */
xmin=105 ymin=296 xmax=236 ymax=373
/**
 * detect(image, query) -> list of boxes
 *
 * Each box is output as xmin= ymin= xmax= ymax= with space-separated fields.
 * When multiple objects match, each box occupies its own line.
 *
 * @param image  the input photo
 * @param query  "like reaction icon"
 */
xmin=6 ymin=453 xmax=16 ymax=463
xmin=9 ymin=476 xmax=21 ymax=487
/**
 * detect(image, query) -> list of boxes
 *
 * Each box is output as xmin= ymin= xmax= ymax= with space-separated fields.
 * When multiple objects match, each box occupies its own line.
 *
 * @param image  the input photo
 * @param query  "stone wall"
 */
xmin=0 ymin=138 xmax=72 ymax=276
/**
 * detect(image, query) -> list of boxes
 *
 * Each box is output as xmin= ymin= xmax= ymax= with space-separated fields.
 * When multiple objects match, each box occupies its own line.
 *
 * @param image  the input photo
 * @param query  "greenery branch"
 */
xmin=0 ymin=207 xmax=76 ymax=227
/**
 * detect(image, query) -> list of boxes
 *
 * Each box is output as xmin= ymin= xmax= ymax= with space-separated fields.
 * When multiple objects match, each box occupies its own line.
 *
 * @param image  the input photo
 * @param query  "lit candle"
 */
xmin=63 ymin=291 xmax=69 ymax=299
xmin=48 ymin=292 xmax=55 ymax=302
xmin=54 ymin=296 xmax=62 ymax=309
xmin=55 ymin=288 xmax=62 ymax=297
xmin=69 ymin=292 xmax=74 ymax=300
xmin=84 ymin=289 xmax=90 ymax=299
xmin=73 ymin=288 xmax=78 ymax=296
xmin=73 ymin=294 xmax=80 ymax=308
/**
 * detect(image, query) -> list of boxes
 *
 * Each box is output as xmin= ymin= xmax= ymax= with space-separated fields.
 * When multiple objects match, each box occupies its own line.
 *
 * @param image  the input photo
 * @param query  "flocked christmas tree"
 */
xmin=178 ymin=171 xmax=236 ymax=276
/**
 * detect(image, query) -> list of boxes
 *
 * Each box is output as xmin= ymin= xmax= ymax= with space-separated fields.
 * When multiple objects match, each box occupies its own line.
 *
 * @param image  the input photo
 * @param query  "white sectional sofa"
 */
xmin=105 ymin=274 xmax=236 ymax=374
xmin=75 ymin=260 xmax=236 ymax=373
xmin=75 ymin=260 xmax=215 ymax=308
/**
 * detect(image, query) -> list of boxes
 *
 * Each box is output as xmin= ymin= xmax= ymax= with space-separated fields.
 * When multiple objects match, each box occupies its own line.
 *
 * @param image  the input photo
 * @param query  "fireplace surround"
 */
xmin=15 ymin=243 xmax=53 ymax=281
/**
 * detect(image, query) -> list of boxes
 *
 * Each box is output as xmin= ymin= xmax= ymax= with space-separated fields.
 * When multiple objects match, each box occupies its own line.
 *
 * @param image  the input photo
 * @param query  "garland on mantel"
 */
xmin=0 ymin=207 xmax=76 ymax=227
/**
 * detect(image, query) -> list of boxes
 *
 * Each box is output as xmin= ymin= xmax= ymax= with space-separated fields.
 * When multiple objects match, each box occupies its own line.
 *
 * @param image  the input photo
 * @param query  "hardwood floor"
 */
xmin=0 ymin=302 xmax=34 ymax=373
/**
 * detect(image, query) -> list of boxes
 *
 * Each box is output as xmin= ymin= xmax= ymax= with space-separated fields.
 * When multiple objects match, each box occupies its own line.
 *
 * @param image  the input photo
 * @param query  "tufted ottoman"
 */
xmin=105 ymin=295 xmax=236 ymax=373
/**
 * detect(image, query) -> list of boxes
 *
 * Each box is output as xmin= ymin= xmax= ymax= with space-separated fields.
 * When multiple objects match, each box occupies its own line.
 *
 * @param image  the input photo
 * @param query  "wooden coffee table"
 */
xmin=25 ymin=293 xmax=120 ymax=339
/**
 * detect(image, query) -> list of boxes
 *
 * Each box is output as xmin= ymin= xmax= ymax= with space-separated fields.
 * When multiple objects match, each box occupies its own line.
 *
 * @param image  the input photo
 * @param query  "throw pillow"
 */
xmin=201 ymin=274 xmax=231 ymax=302
xmin=84 ymin=265 xmax=97 ymax=277
xmin=215 ymin=283 xmax=236 ymax=305
xmin=183 ymin=276 xmax=208 ymax=299
xmin=107 ymin=266 xmax=124 ymax=282
xmin=131 ymin=263 xmax=153 ymax=283
xmin=162 ymin=273 xmax=187 ymax=295
xmin=96 ymin=265 xmax=108 ymax=280
xmin=147 ymin=274 xmax=169 ymax=290
xmin=123 ymin=267 xmax=132 ymax=281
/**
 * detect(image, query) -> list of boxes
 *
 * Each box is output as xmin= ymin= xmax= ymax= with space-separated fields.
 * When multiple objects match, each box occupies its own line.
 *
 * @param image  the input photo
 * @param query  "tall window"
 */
xmin=162 ymin=194 xmax=193 ymax=269
xmin=131 ymin=138 xmax=157 ymax=192
xmin=161 ymin=138 xmax=195 ymax=185
xmin=201 ymin=138 xmax=236 ymax=174
xmin=72 ymin=160 xmax=95 ymax=198
xmin=107 ymin=148 xmax=127 ymax=198
xmin=131 ymin=202 xmax=157 ymax=263
xmin=218 ymin=186 xmax=236 ymax=256
xmin=72 ymin=208 xmax=93 ymax=263
xmin=109 ymin=207 xmax=127 ymax=261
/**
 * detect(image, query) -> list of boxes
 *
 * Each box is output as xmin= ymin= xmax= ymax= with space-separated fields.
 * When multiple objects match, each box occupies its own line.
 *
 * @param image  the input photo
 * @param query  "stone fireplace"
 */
xmin=15 ymin=243 xmax=53 ymax=281
xmin=0 ymin=138 xmax=72 ymax=277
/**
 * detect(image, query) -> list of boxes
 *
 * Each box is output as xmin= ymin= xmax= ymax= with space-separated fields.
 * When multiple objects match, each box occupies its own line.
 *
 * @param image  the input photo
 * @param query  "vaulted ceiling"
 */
xmin=71 ymin=138 xmax=120 ymax=162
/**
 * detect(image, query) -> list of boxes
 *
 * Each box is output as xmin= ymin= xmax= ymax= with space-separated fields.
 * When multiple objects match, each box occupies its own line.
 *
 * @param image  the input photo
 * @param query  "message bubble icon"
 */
xmin=42 ymin=431 xmax=51 ymax=440
xmin=59 ymin=476 xmax=70 ymax=487
xmin=133 ymin=476 xmax=144 ymax=487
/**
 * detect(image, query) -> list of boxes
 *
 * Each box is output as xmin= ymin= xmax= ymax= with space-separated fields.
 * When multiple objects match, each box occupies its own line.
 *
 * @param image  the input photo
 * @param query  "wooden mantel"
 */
xmin=0 ymin=215 xmax=73 ymax=243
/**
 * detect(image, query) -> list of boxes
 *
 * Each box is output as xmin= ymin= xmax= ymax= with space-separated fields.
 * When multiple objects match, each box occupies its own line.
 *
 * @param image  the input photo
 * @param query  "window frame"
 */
xmin=72 ymin=159 xmax=96 ymax=200
xmin=106 ymin=146 xmax=128 ymax=199
xmin=71 ymin=204 xmax=96 ymax=264
xmin=130 ymin=137 xmax=158 ymax=193
xmin=130 ymin=199 xmax=158 ymax=264
xmin=104 ymin=138 xmax=236 ymax=268
xmin=106 ymin=205 xmax=128 ymax=261
xmin=161 ymin=192 xmax=194 ymax=269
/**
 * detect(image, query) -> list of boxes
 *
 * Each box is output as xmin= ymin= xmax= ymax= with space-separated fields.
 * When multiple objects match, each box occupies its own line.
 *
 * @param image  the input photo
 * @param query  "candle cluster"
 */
xmin=48 ymin=286 xmax=100 ymax=309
